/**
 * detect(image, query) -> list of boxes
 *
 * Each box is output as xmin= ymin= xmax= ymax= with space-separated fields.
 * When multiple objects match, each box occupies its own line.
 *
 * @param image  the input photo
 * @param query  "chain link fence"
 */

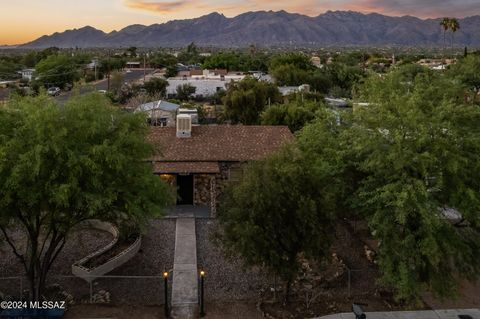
xmin=0 ymin=275 xmax=170 ymax=306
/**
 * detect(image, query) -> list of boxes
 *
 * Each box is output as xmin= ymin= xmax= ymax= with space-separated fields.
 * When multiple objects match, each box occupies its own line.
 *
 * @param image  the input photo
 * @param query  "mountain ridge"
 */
xmin=20 ymin=10 xmax=480 ymax=48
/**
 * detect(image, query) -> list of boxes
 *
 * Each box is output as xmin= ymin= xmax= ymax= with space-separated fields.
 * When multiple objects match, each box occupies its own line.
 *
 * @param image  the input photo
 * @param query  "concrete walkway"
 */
xmin=317 ymin=309 xmax=480 ymax=319
xmin=171 ymin=218 xmax=199 ymax=319
xmin=166 ymin=205 xmax=211 ymax=218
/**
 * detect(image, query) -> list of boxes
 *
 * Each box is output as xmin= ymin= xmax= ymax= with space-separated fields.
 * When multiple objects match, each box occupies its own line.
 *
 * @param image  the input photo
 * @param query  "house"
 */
xmin=167 ymin=77 xmax=231 ymax=98
xmin=148 ymin=120 xmax=293 ymax=216
xmin=85 ymin=60 xmax=100 ymax=70
xmin=278 ymin=84 xmax=310 ymax=96
xmin=18 ymin=69 xmax=35 ymax=81
xmin=167 ymin=69 xmax=248 ymax=98
xmin=311 ymin=56 xmax=322 ymax=68
xmin=325 ymin=97 xmax=349 ymax=108
xmin=417 ymin=58 xmax=456 ymax=70
xmin=135 ymin=100 xmax=180 ymax=127
xmin=126 ymin=61 xmax=141 ymax=69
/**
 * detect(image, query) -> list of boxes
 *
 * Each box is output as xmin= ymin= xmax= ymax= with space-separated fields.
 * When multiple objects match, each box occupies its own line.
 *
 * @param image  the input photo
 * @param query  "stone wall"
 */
xmin=194 ymin=174 xmax=212 ymax=207
xmin=192 ymin=162 xmax=245 ymax=217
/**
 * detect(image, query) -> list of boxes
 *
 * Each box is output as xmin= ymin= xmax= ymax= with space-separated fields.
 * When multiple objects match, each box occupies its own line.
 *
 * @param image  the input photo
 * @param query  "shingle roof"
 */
xmin=154 ymin=162 xmax=220 ymax=174
xmin=148 ymin=125 xmax=293 ymax=162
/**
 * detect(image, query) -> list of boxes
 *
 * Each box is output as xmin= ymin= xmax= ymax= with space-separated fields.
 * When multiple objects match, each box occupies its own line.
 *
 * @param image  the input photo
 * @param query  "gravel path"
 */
xmin=196 ymin=219 xmax=272 ymax=302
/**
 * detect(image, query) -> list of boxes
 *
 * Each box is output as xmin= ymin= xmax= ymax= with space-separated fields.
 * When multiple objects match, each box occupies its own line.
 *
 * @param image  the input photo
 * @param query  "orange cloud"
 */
xmin=124 ymin=0 xmax=190 ymax=13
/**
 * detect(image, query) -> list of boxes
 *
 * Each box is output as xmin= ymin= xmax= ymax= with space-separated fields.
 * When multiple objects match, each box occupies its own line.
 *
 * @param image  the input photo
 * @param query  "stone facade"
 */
xmin=193 ymin=174 xmax=212 ymax=207
xmin=190 ymin=162 xmax=243 ymax=217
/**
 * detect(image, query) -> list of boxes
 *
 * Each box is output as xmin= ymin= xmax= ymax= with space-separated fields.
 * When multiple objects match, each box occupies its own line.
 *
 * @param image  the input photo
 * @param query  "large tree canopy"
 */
xmin=35 ymin=54 xmax=80 ymax=89
xmin=345 ymin=69 xmax=480 ymax=302
xmin=0 ymin=93 xmax=173 ymax=300
xmin=297 ymin=67 xmax=480 ymax=303
xmin=222 ymin=77 xmax=282 ymax=124
xmin=217 ymin=145 xmax=337 ymax=302
xmin=261 ymin=100 xmax=322 ymax=132
xmin=218 ymin=63 xmax=480 ymax=305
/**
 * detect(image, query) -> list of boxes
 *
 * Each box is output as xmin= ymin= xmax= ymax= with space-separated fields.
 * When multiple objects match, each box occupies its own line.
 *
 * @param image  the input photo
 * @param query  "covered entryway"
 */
xmin=177 ymin=174 xmax=193 ymax=205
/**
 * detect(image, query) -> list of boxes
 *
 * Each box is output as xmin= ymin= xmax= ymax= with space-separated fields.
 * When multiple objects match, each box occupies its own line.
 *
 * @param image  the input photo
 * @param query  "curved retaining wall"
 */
xmin=72 ymin=220 xmax=142 ymax=283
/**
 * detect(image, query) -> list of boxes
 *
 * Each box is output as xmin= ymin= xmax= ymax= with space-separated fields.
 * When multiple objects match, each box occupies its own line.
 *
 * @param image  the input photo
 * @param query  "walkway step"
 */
xmin=171 ymin=218 xmax=198 ymax=319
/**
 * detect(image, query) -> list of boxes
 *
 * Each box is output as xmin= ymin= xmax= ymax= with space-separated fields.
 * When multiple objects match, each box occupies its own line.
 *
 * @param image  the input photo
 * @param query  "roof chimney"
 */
xmin=176 ymin=114 xmax=192 ymax=138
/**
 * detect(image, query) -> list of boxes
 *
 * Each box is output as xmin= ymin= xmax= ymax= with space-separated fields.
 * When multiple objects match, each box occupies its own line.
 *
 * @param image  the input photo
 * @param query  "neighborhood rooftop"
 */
xmin=148 ymin=125 xmax=293 ymax=163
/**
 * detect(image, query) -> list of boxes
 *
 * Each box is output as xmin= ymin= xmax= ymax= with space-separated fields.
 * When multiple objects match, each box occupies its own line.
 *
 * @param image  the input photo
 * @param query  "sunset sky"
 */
xmin=1 ymin=0 xmax=479 ymax=45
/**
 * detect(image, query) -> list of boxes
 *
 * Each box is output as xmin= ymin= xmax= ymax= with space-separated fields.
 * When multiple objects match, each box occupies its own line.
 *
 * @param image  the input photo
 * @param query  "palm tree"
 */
xmin=440 ymin=18 xmax=450 ymax=65
xmin=449 ymin=18 xmax=460 ymax=58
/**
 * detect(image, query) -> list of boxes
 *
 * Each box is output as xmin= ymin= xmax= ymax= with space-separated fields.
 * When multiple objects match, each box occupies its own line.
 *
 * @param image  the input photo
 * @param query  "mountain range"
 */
xmin=20 ymin=10 xmax=480 ymax=48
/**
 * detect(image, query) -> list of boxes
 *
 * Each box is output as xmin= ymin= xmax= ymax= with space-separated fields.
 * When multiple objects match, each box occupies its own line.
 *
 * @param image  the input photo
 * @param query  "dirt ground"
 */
xmin=422 ymin=280 xmax=480 ymax=309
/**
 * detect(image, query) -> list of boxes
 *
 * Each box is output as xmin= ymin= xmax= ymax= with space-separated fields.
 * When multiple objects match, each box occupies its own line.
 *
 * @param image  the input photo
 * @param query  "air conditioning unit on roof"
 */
xmin=176 ymin=114 xmax=192 ymax=138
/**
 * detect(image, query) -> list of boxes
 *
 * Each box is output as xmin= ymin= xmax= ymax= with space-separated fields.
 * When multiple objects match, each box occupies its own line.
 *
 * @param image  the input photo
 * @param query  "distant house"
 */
xmin=325 ymin=97 xmax=349 ymax=108
xmin=135 ymin=100 xmax=180 ymax=127
xmin=167 ymin=69 xmax=247 ymax=98
xmin=311 ymin=56 xmax=322 ymax=68
xmin=417 ymin=58 xmax=456 ymax=70
xmin=18 ymin=69 xmax=35 ymax=81
xmin=85 ymin=60 xmax=100 ymax=70
xmin=148 ymin=121 xmax=293 ymax=215
xmin=126 ymin=61 xmax=141 ymax=69
xmin=278 ymin=84 xmax=310 ymax=96
xmin=166 ymin=78 xmax=227 ymax=98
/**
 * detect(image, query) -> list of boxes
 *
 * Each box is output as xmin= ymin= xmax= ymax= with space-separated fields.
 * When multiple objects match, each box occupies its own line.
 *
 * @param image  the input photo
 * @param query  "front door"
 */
xmin=177 ymin=174 xmax=194 ymax=205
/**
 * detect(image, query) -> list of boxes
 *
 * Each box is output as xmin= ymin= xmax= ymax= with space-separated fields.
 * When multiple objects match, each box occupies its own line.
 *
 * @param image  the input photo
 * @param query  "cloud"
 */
xmin=355 ymin=0 xmax=480 ymax=18
xmin=123 ymin=0 xmax=480 ymax=18
xmin=124 ymin=0 xmax=190 ymax=13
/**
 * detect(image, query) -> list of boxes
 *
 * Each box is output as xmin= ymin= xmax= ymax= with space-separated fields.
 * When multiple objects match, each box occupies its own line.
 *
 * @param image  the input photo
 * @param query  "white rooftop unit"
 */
xmin=176 ymin=114 xmax=192 ymax=138
xmin=178 ymin=108 xmax=199 ymax=124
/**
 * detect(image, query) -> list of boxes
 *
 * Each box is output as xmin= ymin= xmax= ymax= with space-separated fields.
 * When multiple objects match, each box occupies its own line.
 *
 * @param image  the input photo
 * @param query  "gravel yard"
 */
xmin=0 ymin=218 xmax=176 ymax=305
xmin=196 ymin=219 xmax=273 ymax=302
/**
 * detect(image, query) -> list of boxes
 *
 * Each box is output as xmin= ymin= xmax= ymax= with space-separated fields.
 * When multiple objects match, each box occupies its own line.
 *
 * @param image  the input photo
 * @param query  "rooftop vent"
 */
xmin=176 ymin=114 xmax=192 ymax=138
xmin=178 ymin=108 xmax=199 ymax=124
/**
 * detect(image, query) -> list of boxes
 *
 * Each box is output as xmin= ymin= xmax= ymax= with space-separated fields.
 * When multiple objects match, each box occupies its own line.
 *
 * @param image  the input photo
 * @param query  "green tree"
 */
xmin=22 ymin=51 xmax=40 ymax=68
xmin=100 ymin=57 xmax=126 ymax=91
xmin=37 ymin=47 xmax=60 ymax=61
xmin=149 ymin=52 xmax=178 ymax=77
xmin=176 ymin=83 xmax=196 ymax=101
xmin=449 ymin=18 xmax=460 ymax=56
xmin=326 ymin=63 xmax=366 ymax=98
xmin=269 ymin=53 xmax=314 ymax=71
xmin=223 ymin=77 xmax=282 ymax=124
xmin=0 ymin=93 xmax=173 ymax=300
xmin=269 ymin=53 xmax=315 ymax=86
xmin=165 ymin=65 xmax=178 ymax=78
xmin=110 ymin=71 xmax=125 ymax=96
xmin=343 ymin=70 xmax=480 ymax=303
xmin=178 ymin=42 xmax=201 ymax=65
xmin=35 ymin=54 xmax=79 ymax=89
xmin=440 ymin=18 xmax=450 ymax=60
xmin=202 ymin=52 xmax=241 ymax=71
xmin=448 ymin=54 xmax=480 ymax=92
xmin=217 ymin=146 xmax=336 ymax=302
xmin=271 ymin=64 xmax=311 ymax=86
xmin=144 ymin=77 xmax=168 ymax=97
xmin=126 ymin=46 xmax=138 ymax=58
xmin=309 ymin=70 xmax=333 ymax=94
xmin=261 ymin=101 xmax=320 ymax=132
xmin=0 ymin=57 xmax=22 ymax=81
